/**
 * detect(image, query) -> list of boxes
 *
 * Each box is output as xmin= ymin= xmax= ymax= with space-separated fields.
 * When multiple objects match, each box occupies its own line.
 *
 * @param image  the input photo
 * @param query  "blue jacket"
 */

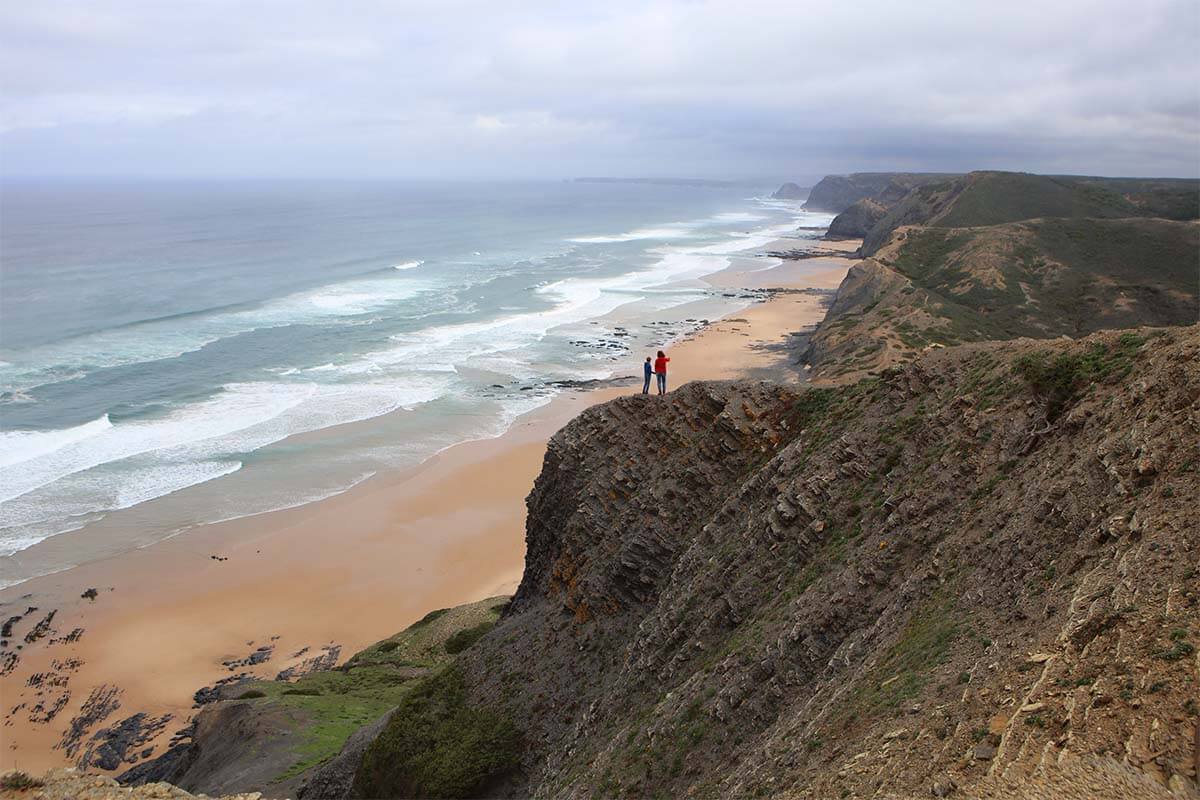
xmin=644 ymin=361 xmax=653 ymax=377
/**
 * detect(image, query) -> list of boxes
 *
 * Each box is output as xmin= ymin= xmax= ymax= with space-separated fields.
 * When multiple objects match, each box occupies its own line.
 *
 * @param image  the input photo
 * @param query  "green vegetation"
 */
xmin=216 ymin=596 xmax=510 ymax=783
xmin=233 ymin=663 xmax=418 ymax=780
xmin=936 ymin=172 xmax=1137 ymax=229
xmin=844 ymin=595 xmax=959 ymax=720
xmin=353 ymin=666 xmax=520 ymax=799
xmin=410 ymin=607 xmax=451 ymax=628
xmin=347 ymin=597 xmax=506 ymax=670
xmin=892 ymin=229 xmax=974 ymax=281
xmin=791 ymin=387 xmax=837 ymax=428
xmin=0 ymin=771 xmax=44 ymax=791
xmin=1014 ymin=333 xmax=1146 ymax=419
xmin=444 ymin=620 xmax=496 ymax=654
xmin=1155 ymin=640 xmax=1195 ymax=661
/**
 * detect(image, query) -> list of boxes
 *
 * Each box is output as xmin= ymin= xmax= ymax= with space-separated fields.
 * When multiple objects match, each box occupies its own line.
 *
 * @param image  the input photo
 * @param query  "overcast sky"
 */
xmin=1 ymin=0 xmax=1197 ymax=180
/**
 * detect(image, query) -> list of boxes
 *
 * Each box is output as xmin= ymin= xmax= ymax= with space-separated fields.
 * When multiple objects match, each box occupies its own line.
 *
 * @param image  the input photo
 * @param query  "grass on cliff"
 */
xmin=1014 ymin=332 xmax=1146 ymax=420
xmin=353 ymin=665 xmax=520 ymax=799
xmin=934 ymin=172 xmax=1137 ymax=229
xmin=875 ymin=216 xmax=1198 ymax=357
xmin=232 ymin=596 xmax=508 ymax=782
xmin=843 ymin=594 xmax=959 ymax=722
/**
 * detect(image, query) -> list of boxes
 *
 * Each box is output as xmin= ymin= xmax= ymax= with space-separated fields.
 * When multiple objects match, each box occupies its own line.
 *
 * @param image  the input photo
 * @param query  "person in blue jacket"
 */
xmin=642 ymin=356 xmax=653 ymax=394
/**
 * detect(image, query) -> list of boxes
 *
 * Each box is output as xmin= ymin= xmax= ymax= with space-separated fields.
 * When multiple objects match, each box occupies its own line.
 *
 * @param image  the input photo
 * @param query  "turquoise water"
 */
xmin=0 ymin=179 xmax=829 ymax=584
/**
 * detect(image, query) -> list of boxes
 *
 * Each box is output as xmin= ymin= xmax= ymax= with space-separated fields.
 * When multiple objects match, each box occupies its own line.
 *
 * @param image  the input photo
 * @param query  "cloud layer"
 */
xmin=2 ymin=0 xmax=1198 ymax=178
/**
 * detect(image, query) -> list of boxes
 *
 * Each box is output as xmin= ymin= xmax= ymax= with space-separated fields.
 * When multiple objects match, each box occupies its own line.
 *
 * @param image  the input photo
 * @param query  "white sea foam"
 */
xmin=567 ymin=224 xmax=701 ymax=244
xmin=0 ymin=414 xmax=114 ymax=469
xmin=709 ymin=211 xmax=768 ymax=223
xmin=0 ymin=375 xmax=450 ymax=507
xmin=0 ymin=194 xmax=826 ymax=575
xmin=0 ymin=271 xmax=436 ymax=393
xmin=392 ymin=259 xmax=423 ymax=270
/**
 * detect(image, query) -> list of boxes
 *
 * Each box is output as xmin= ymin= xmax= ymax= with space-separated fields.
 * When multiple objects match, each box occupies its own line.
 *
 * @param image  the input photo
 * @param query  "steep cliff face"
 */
xmin=421 ymin=327 xmax=1199 ymax=799
xmin=826 ymin=198 xmax=888 ymax=239
xmin=805 ymin=173 xmax=955 ymax=214
xmin=108 ymin=334 xmax=1200 ymax=800
xmin=772 ymin=182 xmax=809 ymax=200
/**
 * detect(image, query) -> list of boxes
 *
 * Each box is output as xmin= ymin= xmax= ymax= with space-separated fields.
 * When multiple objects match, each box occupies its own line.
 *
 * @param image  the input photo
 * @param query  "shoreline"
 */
xmin=0 ymin=246 xmax=856 ymax=773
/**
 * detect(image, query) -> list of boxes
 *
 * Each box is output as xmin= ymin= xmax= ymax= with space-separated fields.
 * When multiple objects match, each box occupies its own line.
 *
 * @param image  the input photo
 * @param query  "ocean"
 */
xmin=0 ymin=179 xmax=829 ymax=587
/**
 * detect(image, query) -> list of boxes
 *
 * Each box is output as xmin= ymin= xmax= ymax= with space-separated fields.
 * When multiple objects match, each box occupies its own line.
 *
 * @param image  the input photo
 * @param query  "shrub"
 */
xmin=0 ymin=771 xmax=44 ymax=791
xmin=236 ymin=689 xmax=267 ymax=700
xmin=353 ymin=667 xmax=519 ymax=798
xmin=444 ymin=621 xmax=495 ymax=655
xmin=1155 ymin=641 xmax=1195 ymax=661
xmin=1014 ymin=335 xmax=1144 ymax=420
xmin=408 ymin=608 xmax=450 ymax=629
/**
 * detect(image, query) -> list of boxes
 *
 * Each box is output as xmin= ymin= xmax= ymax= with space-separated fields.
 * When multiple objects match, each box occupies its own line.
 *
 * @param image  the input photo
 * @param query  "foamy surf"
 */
xmin=0 ymin=179 xmax=830 ymax=583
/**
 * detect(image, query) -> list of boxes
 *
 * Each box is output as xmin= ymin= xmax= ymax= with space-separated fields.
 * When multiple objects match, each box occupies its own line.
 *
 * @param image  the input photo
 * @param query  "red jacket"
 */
xmin=654 ymin=356 xmax=670 ymax=374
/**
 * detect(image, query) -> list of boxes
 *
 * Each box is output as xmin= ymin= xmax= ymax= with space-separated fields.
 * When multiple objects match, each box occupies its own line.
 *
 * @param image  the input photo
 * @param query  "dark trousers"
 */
xmin=656 ymin=373 xmax=667 ymax=394
xmin=642 ymin=374 xmax=651 ymax=394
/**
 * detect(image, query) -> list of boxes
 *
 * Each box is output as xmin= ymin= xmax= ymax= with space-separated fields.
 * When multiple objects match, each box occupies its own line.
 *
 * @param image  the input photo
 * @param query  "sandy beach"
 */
xmin=0 ymin=249 xmax=854 ymax=773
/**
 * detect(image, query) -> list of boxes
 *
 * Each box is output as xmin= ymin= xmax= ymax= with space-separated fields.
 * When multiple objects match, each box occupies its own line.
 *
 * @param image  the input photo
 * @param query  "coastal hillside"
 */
xmin=804 ymin=216 xmax=1199 ymax=382
xmin=61 ymin=170 xmax=1198 ymax=800
xmin=17 ymin=329 xmax=1200 ymax=798
xmin=803 ymin=173 xmax=956 ymax=214
xmin=341 ymin=326 xmax=1197 ymax=799
xmin=857 ymin=171 xmax=1200 ymax=256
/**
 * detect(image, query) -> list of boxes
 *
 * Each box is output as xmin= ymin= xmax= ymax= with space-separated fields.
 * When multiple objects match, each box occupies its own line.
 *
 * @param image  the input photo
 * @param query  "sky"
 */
xmin=1 ymin=0 xmax=1198 ymax=180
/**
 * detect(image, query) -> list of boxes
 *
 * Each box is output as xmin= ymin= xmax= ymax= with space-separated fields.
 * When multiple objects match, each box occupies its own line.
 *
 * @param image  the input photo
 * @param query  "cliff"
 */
xmin=804 ymin=210 xmax=1198 ymax=383
xmin=772 ymin=182 xmax=810 ymax=200
xmin=826 ymin=197 xmax=888 ymax=239
xmin=859 ymin=171 xmax=1200 ymax=257
xmin=99 ymin=169 xmax=1200 ymax=800
xmin=349 ymin=326 xmax=1198 ymax=799
xmin=804 ymin=173 xmax=954 ymax=213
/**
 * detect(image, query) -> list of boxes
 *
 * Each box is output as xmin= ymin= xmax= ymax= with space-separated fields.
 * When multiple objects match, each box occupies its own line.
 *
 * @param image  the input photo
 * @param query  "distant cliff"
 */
xmin=825 ymin=197 xmax=887 ymax=238
xmin=803 ymin=173 xmax=954 ymax=213
xmin=858 ymin=171 xmax=1200 ymax=256
xmin=771 ymin=182 xmax=809 ymax=200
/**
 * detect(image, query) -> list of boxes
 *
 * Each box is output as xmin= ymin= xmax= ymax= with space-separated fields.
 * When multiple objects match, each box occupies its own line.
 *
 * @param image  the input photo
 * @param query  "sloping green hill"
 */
xmin=806 ymin=217 xmax=1199 ymax=381
xmin=861 ymin=171 xmax=1199 ymax=255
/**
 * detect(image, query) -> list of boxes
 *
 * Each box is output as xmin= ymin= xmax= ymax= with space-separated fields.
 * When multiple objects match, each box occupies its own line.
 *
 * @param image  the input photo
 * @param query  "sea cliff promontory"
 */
xmin=15 ymin=170 xmax=1200 ymax=800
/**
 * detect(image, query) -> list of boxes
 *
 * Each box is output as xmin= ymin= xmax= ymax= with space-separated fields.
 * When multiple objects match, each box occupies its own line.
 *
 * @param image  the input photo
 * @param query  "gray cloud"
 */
xmin=2 ymin=0 xmax=1197 ymax=178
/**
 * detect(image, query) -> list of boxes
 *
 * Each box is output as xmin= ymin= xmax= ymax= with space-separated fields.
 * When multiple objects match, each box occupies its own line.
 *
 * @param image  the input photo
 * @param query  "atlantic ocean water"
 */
xmin=0 ymin=179 xmax=829 ymax=586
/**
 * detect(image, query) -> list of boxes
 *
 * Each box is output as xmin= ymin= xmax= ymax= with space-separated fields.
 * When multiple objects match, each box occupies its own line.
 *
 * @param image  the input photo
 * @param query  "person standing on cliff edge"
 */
xmin=654 ymin=350 xmax=670 ymax=395
xmin=642 ymin=356 xmax=653 ymax=394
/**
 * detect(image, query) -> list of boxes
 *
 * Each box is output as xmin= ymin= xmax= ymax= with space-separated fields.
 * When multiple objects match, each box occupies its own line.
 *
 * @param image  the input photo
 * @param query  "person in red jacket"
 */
xmin=653 ymin=350 xmax=670 ymax=395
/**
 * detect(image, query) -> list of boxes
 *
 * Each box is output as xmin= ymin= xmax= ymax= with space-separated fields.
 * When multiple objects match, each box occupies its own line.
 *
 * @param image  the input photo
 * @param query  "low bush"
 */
xmin=444 ymin=621 xmax=495 ymax=654
xmin=0 ymin=771 xmax=44 ymax=790
xmin=353 ymin=666 xmax=519 ymax=798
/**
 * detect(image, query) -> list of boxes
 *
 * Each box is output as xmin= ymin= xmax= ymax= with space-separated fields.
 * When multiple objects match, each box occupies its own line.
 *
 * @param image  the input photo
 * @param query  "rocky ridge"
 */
xmin=804 ymin=174 xmax=955 ymax=214
xmin=346 ymin=326 xmax=1199 ymax=798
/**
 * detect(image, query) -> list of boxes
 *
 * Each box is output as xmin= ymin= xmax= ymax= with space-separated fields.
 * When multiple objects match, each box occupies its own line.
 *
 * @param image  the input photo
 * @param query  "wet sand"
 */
xmin=0 ymin=248 xmax=854 ymax=772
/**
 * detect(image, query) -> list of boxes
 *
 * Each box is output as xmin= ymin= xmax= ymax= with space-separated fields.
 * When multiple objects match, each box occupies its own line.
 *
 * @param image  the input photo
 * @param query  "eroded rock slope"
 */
xmin=443 ymin=326 xmax=1199 ymax=799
